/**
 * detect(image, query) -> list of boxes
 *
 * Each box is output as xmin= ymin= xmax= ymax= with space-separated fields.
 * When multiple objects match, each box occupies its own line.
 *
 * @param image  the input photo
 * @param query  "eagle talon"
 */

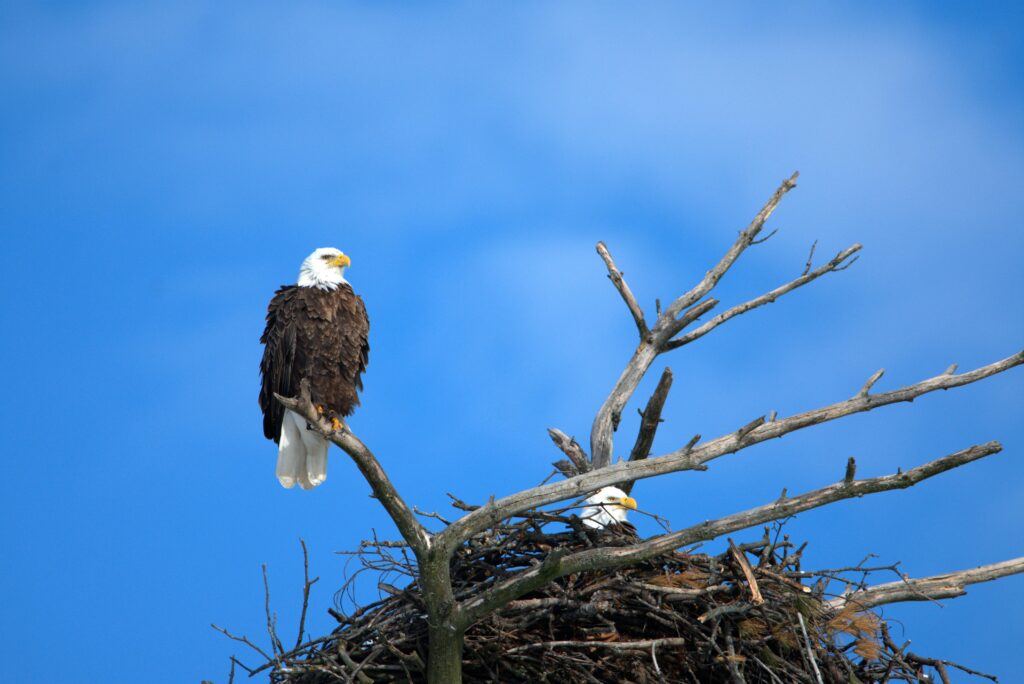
xmin=330 ymin=416 xmax=345 ymax=432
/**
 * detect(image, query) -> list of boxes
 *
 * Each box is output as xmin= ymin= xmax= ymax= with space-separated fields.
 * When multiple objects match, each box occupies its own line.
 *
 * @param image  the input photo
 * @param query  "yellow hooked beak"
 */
xmin=618 ymin=496 xmax=638 ymax=511
xmin=331 ymin=254 xmax=351 ymax=268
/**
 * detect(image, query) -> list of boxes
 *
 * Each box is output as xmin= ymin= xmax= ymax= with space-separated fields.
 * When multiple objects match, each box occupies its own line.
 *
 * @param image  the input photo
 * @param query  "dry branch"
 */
xmin=596 ymin=241 xmax=648 ymax=339
xmin=622 ymin=367 xmax=673 ymax=496
xmin=457 ymin=442 xmax=1001 ymax=626
xmin=589 ymin=172 xmax=865 ymax=469
xmin=662 ymin=171 xmax=799 ymax=323
xmin=664 ymin=243 xmax=862 ymax=351
xmin=827 ymin=557 xmax=1024 ymax=611
xmin=442 ymin=353 xmax=1021 ymax=543
xmin=275 ymin=380 xmax=432 ymax=557
xmin=547 ymin=428 xmax=590 ymax=475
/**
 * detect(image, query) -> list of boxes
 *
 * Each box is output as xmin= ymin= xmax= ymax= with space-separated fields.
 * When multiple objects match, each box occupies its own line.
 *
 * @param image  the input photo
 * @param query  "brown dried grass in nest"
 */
xmin=254 ymin=513 xmax=994 ymax=684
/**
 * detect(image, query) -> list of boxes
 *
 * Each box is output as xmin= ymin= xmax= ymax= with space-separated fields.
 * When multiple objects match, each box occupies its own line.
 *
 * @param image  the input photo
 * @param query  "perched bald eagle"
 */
xmin=580 ymin=487 xmax=638 ymax=529
xmin=259 ymin=247 xmax=370 ymax=489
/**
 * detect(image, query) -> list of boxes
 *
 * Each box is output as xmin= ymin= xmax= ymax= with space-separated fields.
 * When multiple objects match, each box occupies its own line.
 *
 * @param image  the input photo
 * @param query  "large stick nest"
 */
xmin=258 ymin=512 xmax=992 ymax=683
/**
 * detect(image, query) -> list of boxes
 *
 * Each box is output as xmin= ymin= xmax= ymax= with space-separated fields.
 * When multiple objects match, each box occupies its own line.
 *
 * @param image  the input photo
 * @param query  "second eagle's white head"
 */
xmin=298 ymin=247 xmax=351 ymax=290
xmin=580 ymin=486 xmax=638 ymax=529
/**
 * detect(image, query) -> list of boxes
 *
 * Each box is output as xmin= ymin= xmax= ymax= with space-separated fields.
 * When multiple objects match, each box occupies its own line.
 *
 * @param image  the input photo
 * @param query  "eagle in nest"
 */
xmin=580 ymin=487 xmax=638 ymax=530
xmin=259 ymin=247 xmax=370 ymax=490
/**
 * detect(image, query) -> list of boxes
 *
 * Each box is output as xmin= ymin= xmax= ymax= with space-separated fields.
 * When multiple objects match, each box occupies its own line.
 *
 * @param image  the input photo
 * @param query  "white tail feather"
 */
xmin=305 ymin=439 xmax=328 ymax=487
xmin=276 ymin=410 xmax=307 ymax=489
xmin=276 ymin=410 xmax=329 ymax=490
xmin=297 ymin=412 xmax=329 ymax=488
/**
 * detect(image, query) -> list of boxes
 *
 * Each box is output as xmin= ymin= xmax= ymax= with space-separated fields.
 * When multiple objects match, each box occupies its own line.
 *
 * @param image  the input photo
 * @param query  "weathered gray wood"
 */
xmin=596 ymin=240 xmax=648 ymax=340
xmin=274 ymin=381 xmax=431 ymax=557
xmin=827 ymin=557 xmax=1024 ymax=611
xmin=457 ymin=442 xmax=1002 ymax=625
xmin=591 ymin=172 xmax=833 ymax=468
xmin=444 ymin=352 xmax=1022 ymax=544
xmin=622 ymin=367 xmax=673 ymax=496
xmin=663 ymin=243 xmax=861 ymax=351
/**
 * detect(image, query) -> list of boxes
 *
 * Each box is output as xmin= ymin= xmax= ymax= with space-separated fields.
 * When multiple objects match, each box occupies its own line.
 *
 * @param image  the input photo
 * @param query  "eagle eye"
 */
xmin=321 ymin=254 xmax=333 ymax=260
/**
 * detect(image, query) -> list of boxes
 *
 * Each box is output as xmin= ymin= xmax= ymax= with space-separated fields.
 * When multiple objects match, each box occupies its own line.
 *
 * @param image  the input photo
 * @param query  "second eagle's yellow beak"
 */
xmin=331 ymin=254 xmax=351 ymax=268
xmin=619 ymin=496 xmax=638 ymax=511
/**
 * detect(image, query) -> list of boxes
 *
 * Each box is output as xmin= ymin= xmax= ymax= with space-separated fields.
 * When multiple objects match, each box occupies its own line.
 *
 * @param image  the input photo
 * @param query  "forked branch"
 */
xmin=661 ymin=171 xmax=799 ymax=324
xmin=457 ymin=442 xmax=1002 ymax=626
xmin=443 ymin=352 xmax=1022 ymax=544
xmin=590 ymin=172 xmax=862 ymax=468
xmin=664 ymin=243 xmax=862 ymax=351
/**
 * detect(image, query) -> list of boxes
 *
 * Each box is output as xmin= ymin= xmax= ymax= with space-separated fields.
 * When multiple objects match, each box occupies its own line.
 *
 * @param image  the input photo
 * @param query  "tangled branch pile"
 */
xmin=255 ymin=511 xmax=993 ymax=684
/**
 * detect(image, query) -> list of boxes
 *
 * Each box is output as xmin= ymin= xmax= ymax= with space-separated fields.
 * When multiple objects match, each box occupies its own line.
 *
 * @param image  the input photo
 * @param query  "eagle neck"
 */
xmin=297 ymin=269 xmax=348 ymax=290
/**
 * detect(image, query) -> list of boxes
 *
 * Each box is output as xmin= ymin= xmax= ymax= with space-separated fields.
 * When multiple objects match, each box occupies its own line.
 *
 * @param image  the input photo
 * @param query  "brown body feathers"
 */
xmin=258 ymin=284 xmax=370 ymax=443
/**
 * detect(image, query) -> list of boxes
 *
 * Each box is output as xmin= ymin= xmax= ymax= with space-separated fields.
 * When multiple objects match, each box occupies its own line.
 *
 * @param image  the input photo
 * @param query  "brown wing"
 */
xmin=258 ymin=285 xmax=370 ymax=443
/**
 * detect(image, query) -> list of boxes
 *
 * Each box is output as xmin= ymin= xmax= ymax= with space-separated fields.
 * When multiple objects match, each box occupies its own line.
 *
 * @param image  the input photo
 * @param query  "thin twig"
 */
xmin=664 ymin=243 xmax=861 ymax=352
xmin=295 ymin=539 xmax=320 ymax=649
xmin=443 ymin=353 xmax=1020 ymax=538
xmin=211 ymin=624 xmax=274 ymax=663
xmin=803 ymin=240 xmax=818 ymax=275
xmin=262 ymin=564 xmax=283 ymax=658
xmin=796 ymin=612 xmax=824 ymax=684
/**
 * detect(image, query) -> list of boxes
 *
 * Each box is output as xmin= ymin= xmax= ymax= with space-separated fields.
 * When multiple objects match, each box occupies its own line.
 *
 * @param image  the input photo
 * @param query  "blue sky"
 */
xmin=1 ymin=2 xmax=1022 ymax=682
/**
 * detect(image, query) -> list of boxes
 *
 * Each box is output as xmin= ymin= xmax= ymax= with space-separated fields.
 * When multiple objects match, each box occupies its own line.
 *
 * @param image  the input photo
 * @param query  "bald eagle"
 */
xmin=259 ymin=247 xmax=370 ymax=489
xmin=580 ymin=487 xmax=638 ymax=529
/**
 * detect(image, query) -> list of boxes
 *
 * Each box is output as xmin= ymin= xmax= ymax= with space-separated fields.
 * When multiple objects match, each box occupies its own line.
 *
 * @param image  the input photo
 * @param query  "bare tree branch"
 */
xmin=547 ymin=428 xmax=590 ymax=475
xmin=507 ymin=637 xmax=689 ymax=654
xmin=622 ymin=367 xmax=673 ymax=496
xmin=596 ymin=241 xmax=648 ymax=340
xmin=589 ymin=342 xmax=661 ymax=470
xmin=590 ymin=173 xmax=798 ymax=468
xmin=211 ymin=623 xmax=274 ymax=663
xmin=859 ymin=368 xmax=886 ymax=398
xmin=456 ymin=442 xmax=1002 ymax=626
xmin=262 ymin=564 xmax=283 ymax=658
xmin=295 ymin=539 xmax=319 ymax=649
xmin=796 ymin=613 xmax=824 ymax=684
xmin=803 ymin=240 xmax=818 ymax=276
xmin=729 ymin=538 xmax=764 ymax=605
xmin=664 ymin=244 xmax=862 ymax=351
xmin=275 ymin=381 xmax=432 ymax=557
xmin=588 ymin=298 xmax=717 ymax=469
xmin=661 ymin=172 xmax=799 ymax=323
xmin=443 ymin=352 xmax=1022 ymax=543
xmin=827 ymin=557 xmax=1024 ymax=611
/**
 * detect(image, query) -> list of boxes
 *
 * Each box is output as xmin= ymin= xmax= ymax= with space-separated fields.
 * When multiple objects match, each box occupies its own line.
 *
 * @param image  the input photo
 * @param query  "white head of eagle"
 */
xmin=580 ymin=487 xmax=639 ymax=529
xmin=259 ymin=247 xmax=370 ymax=490
xmin=298 ymin=247 xmax=351 ymax=290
